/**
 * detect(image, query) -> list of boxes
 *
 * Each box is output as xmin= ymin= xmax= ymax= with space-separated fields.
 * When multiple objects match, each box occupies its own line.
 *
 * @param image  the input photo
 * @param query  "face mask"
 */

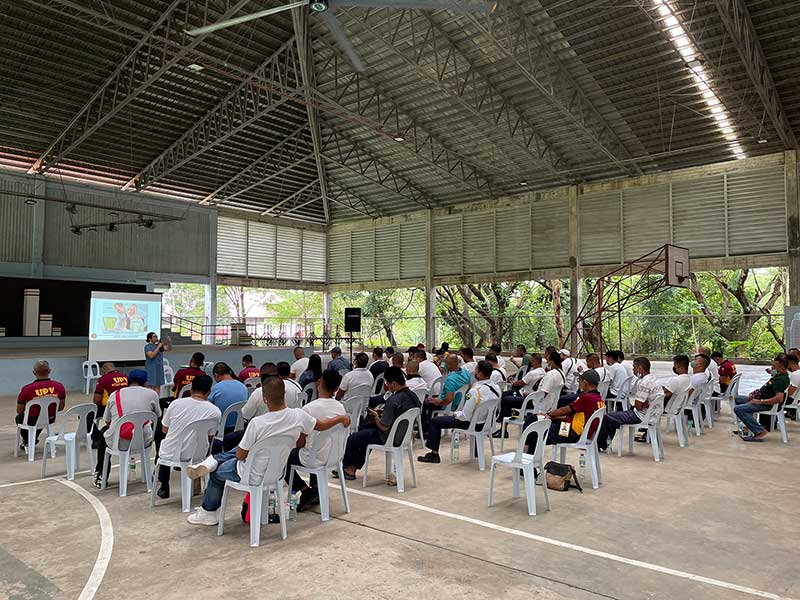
xmin=672 ymin=367 xmax=678 ymax=374
xmin=770 ymin=368 xmax=778 ymax=376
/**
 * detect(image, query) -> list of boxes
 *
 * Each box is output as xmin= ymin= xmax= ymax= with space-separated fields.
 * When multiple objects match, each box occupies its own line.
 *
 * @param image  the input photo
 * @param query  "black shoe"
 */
xmin=417 ymin=452 xmax=441 ymax=463
xmin=93 ymin=474 xmax=102 ymax=489
xmin=332 ymin=469 xmax=356 ymax=481
xmin=491 ymin=429 xmax=509 ymax=439
xmin=157 ymin=485 xmax=170 ymax=499
xmin=297 ymin=488 xmax=320 ymax=512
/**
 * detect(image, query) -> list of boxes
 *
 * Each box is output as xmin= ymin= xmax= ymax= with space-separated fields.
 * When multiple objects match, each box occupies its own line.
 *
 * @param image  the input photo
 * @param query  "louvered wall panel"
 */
xmin=727 ymin=167 xmax=786 ymax=255
xmin=672 ymin=175 xmax=726 ymax=258
xmin=374 ymin=225 xmax=400 ymax=280
xmin=247 ymin=221 xmax=276 ymax=279
xmin=328 ymin=229 xmax=351 ymax=284
xmin=433 ymin=214 xmax=463 ymax=276
xmin=216 ymin=217 xmax=248 ymax=276
xmin=302 ymin=230 xmax=326 ymax=282
xmin=532 ymin=196 xmax=569 ymax=269
xmin=400 ymin=220 xmax=426 ymax=279
xmin=579 ymin=191 xmax=622 ymax=266
xmin=276 ymin=226 xmax=302 ymax=280
xmin=0 ymin=173 xmax=35 ymax=263
xmin=463 ymin=210 xmax=495 ymax=274
xmin=623 ymin=184 xmax=670 ymax=261
xmin=351 ymin=229 xmax=375 ymax=282
xmin=495 ymin=205 xmax=531 ymax=272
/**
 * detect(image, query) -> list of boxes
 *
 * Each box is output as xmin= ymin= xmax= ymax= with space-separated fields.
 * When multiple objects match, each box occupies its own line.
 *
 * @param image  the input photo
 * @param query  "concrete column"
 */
xmin=425 ymin=209 xmax=436 ymax=348
xmin=204 ymin=276 xmax=217 ymax=345
xmin=322 ymin=287 xmax=333 ymax=334
xmin=786 ymin=150 xmax=800 ymax=305
xmin=568 ymin=185 xmax=582 ymax=354
xmin=30 ymin=178 xmax=46 ymax=277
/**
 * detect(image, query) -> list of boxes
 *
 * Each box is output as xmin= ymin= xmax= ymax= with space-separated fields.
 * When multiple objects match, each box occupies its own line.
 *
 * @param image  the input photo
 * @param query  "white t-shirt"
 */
xmin=418 ymin=360 xmax=441 ymax=389
xmin=521 ymin=367 xmax=546 ymax=392
xmin=103 ymin=386 xmax=161 ymax=446
xmin=607 ymin=362 xmax=627 ymax=394
xmin=339 ymin=367 xmax=374 ymax=398
xmin=463 ymin=360 xmax=477 ymax=375
xmin=242 ymin=387 xmax=266 ymax=420
xmin=706 ymin=361 xmax=720 ymax=393
xmin=237 ymin=408 xmax=316 ymax=481
xmin=456 ymin=380 xmax=500 ymax=423
xmin=160 ymin=398 xmax=221 ymax=461
xmin=290 ymin=357 xmax=309 ymax=379
xmin=496 ymin=355 xmax=507 ymax=370
xmin=592 ymin=366 xmax=610 ymax=384
xmin=789 ymin=369 xmax=800 ymax=394
xmin=300 ymin=397 xmax=346 ymax=467
xmin=283 ymin=378 xmax=304 ymax=409
xmin=490 ymin=369 xmax=505 ymax=386
xmin=539 ymin=369 xmax=566 ymax=410
xmin=665 ymin=373 xmax=691 ymax=396
xmin=623 ymin=362 xmax=634 ymax=378
xmin=405 ymin=375 xmax=428 ymax=398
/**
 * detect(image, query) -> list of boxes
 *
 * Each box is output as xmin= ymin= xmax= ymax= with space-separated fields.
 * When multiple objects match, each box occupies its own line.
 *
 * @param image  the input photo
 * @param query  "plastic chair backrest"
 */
xmin=219 ymin=401 xmax=246 ymax=432
xmin=53 ymin=403 xmax=96 ymax=442
xmin=465 ymin=397 xmax=499 ymax=433
xmin=597 ymin=380 xmax=610 ymax=401
xmin=343 ymin=395 xmax=368 ymax=427
xmin=244 ymin=377 xmax=261 ymax=390
xmin=726 ymin=373 xmax=742 ymax=401
xmin=373 ymin=373 xmax=385 ymax=395
xmin=452 ymin=383 xmax=470 ymax=412
xmin=664 ymin=388 xmax=690 ymax=415
xmin=639 ymin=392 xmax=665 ymax=427
xmin=172 ymin=418 xmax=219 ymax=463
xmin=344 ymin=383 xmax=372 ymax=401
xmin=429 ymin=376 xmax=445 ymax=397
xmin=302 ymin=381 xmax=318 ymax=405
xmin=304 ymin=424 xmax=349 ymax=468
xmin=178 ymin=384 xmax=192 ymax=398
xmin=108 ymin=410 xmax=157 ymax=451
xmin=202 ymin=361 xmax=214 ymax=375
xmin=515 ymin=418 xmax=551 ymax=463
xmin=574 ymin=407 xmax=606 ymax=445
xmin=385 ymin=407 xmax=420 ymax=448
xmin=514 ymin=366 xmax=526 ymax=381
xmin=541 ymin=385 xmax=563 ymax=412
xmin=82 ymin=361 xmax=100 ymax=378
xmin=411 ymin=387 xmax=426 ymax=405
xmin=524 ymin=390 xmax=547 ymax=413
xmin=238 ymin=434 xmax=295 ymax=486
xmin=23 ymin=396 xmax=60 ymax=429
xmin=163 ymin=365 xmax=174 ymax=382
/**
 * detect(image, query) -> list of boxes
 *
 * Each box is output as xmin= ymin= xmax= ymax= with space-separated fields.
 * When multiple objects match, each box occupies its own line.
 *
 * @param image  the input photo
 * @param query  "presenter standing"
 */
xmin=144 ymin=332 xmax=172 ymax=393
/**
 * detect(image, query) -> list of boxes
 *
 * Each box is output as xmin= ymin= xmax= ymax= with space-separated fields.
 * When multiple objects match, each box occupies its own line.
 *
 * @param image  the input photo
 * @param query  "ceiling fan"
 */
xmin=186 ymin=0 xmax=495 ymax=72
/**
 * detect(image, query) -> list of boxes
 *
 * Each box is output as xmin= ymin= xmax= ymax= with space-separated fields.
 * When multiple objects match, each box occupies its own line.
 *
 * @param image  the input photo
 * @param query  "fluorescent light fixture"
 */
xmin=393 ymin=135 xmax=405 ymax=142
xmin=710 ymin=106 xmax=724 ymax=114
xmin=757 ymin=138 xmax=768 ymax=144
xmin=664 ymin=16 xmax=679 ymax=27
xmin=669 ymin=26 xmax=684 ymax=38
xmin=187 ymin=63 xmax=204 ymax=72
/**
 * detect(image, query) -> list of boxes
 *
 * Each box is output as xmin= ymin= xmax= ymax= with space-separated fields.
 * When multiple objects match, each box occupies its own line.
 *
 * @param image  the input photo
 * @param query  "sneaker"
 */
xmin=156 ymin=485 xmax=170 ymax=499
xmin=187 ymin=507 xmax=219 ymax=526
xmin=93 ymin=474 xmax=103 ymax=489
xmin=417 ymin=452 xmax=441 ymax=463
xmin=297 ymin=488 xmax=320 ymax=513
xmin=186 ymin=456 xmax=218 ymax=480
xmin=491 ymin=429 xmax=509 ymax=439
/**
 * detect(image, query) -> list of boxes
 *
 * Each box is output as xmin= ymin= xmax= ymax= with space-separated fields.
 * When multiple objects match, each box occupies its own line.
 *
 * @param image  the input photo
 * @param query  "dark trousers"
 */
xmin=157 ymin=465 xmax=171 ymax=485
xmin=284 ymin=447 xmax=318 ymax=493
xmin=498 ymin=391 xmax=525 ymax=422
xmin=425 ymin=416 xmax=482 ymax=452
xmin=597 ymin=410 xmax=641 ymax=451
xmin=524 ymin=418 xmax=580 ymax=450
xmin=94 ymin=426 xmax=110 ymax=476
xmin=15 ymin=413 xmax=55 ymax=445
xmin=342 ymin=424 xmax=384 ymax=470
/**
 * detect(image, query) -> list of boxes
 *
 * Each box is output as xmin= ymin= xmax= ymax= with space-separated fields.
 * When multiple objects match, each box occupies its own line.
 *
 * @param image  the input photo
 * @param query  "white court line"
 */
xmin=0 ymin=476 xmax=114 ymax=600
xmin=339 ymin=486 xmax=793 ymax=600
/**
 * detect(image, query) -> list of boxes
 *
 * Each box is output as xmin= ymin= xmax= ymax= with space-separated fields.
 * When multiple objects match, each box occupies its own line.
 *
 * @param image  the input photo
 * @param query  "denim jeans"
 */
xmin=201 ymin=449 xmax=241 ymax=512
xmin=734 ymin=396 xmax=768 ymax=436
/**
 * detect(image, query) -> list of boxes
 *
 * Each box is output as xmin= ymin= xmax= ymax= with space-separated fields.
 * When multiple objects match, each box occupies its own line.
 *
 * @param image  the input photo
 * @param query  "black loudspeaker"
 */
xmin=344 ymin=307 xmax=362 ymax=333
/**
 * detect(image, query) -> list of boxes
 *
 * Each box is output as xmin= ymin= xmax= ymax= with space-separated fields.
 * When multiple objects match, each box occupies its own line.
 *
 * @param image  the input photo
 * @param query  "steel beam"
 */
xmin=322 ymin=126 xmax=433 ymax=210
xmin=262 ymin=180 xmax=319 ymax=216
xmin=313 ymin=41 xmax=498 ymax=198
xmin=29 ymin=0 xmax=252 ymax=174
xmin=337 ymin=6 xmax=573 ymax=181
xmin=292 ymin=7 xmax=331 ymax=223
xmin=123 ymin=38 xmax=303 ymax=191
xmin=467 ymin=1 xmax=639 ymax=177
xmin=714 ymin=0 xmax=798 ymax=149
xmin=326 ymin=179 xmax=383 ymax=218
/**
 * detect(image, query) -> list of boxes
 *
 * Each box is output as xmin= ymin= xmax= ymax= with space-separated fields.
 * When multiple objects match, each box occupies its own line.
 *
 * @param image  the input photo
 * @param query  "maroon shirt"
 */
xmin=94 ymin=371 xmax=128 ymax=406
xmin=172 ymin=367 xmax=204 ymax=397
xmin=238 ymin=367 xmax=260 ymax=382
xmin=18 ymin=378 xmax=66 ymax=419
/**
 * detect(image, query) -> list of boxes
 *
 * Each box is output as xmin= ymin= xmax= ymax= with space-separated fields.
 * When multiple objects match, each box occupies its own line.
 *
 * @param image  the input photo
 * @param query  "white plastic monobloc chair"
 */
xmin=217 ymin=434 xmax=295 ymax=547
xmin=451 ymin=398 xmax=500 ymax=471
xmin=202 ymin=361 xmax=214 ymax=375
xmin=615 ymin=393 xmax=665 ymax=462
xmin=42 ymin=403 xmax=96 ymax=480
xmin=15 ymin=396 xmax=60 ymax=462
xmin=302 ymin=381 xmax=318 ymax=405
xmin=373 ymin=373 xmax=385 ymax=395
xmin=430 ymin=382 xmax=469 ymax=421
xmin=597 ymin=380 xmax=611 ymax=402
xmin=160 ymin=365 xmax=175 ymax=397
xmin=343 ymin=388 xmax=370 ymax=435
xmin=100 ymin=410 xmax=158 ymax=497
xmin=363 ymin=407 xmax=419 ymax=493
xmin=288 ymin=424 xmax=351 ymax=522
xmin=244 ymin=377 xmax=261 ymax=391
xmin=216 ymin=401 xmax=246 ymax=441
xmin=724 ymin=373 xmax=742 ymax=422
xmin=685 ymin=382 xmax=710 ymax=437
xmin=552 ymin=407 xmax=606 ymax=490
xmin=761 ymin=399 xmax=789 ymax=443
xmin=662 ymin=389 xmax=691 ymax=448
xmin=177 ymin=384 xmax=193 ymax=399
xmin=428 ymin=375 xmax=445 ymax=399
xmin=488 ymin=418 xmax=551 ymax=516
xmin=150 ymin=417 xmax=218 ymax=512
xmin=82 ymin=361 xmax=101 ymax=395
xmin=500 ymin=390 xmax=544 ymax=452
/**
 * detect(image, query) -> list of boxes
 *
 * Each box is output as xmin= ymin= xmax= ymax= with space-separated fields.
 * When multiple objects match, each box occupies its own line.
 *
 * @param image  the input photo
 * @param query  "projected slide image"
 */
xmin=90 ymin=298 xmax=160 ymax=340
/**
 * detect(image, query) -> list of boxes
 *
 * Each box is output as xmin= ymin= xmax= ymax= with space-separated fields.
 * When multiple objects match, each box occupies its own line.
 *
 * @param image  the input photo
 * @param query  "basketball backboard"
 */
xmin=664 ymin=244 xmax=690 ymax=288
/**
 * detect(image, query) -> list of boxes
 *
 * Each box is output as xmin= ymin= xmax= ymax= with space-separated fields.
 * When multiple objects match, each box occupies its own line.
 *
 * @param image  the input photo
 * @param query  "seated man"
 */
xmin=16 ymin=360 xmax=66 ymax=452
xmin=369 ymin=347 xmax=389 ymax=382
xmin=559 ymin=349 xmax=580 ymax=392
xmin=289 ymin=347 xmax=309 ymax=381
xmin=418 ymin=360 xmax=500 ymax=463
xmin=597 ymin=357 xmax=662 ymax=452
xmin=172 ymin=352 xmax=205 ymax=397
xmin=484 ymin=352 xmax=507 ymax=385
xmin=285 ymin=370 xmax=347 ymax=511
xmin=185 ymin=376 xmax=351 ymax=526
xmin=337 ymin=367 xmax=421 ymax=480
xmin=459 ymin=347 xmax=477 ymax=376
xmin=523 ymin=369 xmax=606 ymax=451
xmin=734 ymin=353 xmax=789 ymax=442
xmin=209 ymin=362 xmax=248 ymax=433
xmin=404 ymin=359 xmax=429 ymax=399
xmin=488 ymin=343 xmax=506 ymax=370
xmin=508 ymin=344 xmax=530 ymax=371
xmin=415 ymin=347 xmax=442 ymax=389
xmin=420 ymin=354 xmax=470 ymax=433
xmin=685 ymin=353 xmax=711 ymax=423
xmin=92 ymin=362 xmax=128 ymax=446
xmin=155 ymin=374 xmax=221 ymax=499
xmin=663 ymin=354 xmax=691 ymax=405
xmin=391 ymin=352 xmax=405 ymax=371
xmin=336 ymin=352 xmax=374 ymax=400
xmin=238 ymin=354 xmax=260 ymax=383
xmin=604 ymin=351 xmax=627 ymax=398
xmin=242 ymin=362 xmax=278 ymax=421
xmin=494 ymin=353 xmax=545 ymax=436
xmin=711 ymin=351 xmax=737 ymax=393
xmin=93 ymin=369 xmax=161 ymax=487
xmin=278 ymin=362 xmax=304 ymax=409
xmin=327 ymin=346 xmax=352 ymax=373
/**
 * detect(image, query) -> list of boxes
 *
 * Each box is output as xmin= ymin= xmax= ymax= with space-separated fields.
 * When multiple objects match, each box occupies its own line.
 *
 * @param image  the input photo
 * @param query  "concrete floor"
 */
xmin=1 ymin=363 xmax=798 ymax=600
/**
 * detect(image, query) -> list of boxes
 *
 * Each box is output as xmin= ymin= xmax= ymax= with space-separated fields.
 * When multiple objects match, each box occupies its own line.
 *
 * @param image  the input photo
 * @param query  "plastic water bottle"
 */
xmin=289 ymin=493 xmax=299 ymax=522
xmin=578 ymin=453 xmax=586 ymax=481
xmin=268 ymin=492 xmax=275 ymax=516
xmin=128 ymin=457 xmax=136 ymax=478
xmin=453 ymin=435 xmax=460 ymax=461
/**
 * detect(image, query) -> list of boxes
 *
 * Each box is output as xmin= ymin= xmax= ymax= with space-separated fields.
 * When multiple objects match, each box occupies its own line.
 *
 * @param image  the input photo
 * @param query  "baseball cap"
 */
xmin=580 ymin=369 xmax=600 ymax=386
xmin=128 ymin=369 xmax=148 ymax=384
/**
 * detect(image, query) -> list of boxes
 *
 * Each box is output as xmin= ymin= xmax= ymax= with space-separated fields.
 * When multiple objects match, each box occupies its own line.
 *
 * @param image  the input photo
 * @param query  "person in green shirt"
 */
xmin=421 ymin=354 xmax=470 ymax=434
xmin=734 ymin=353 xmax=789 ymax=442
